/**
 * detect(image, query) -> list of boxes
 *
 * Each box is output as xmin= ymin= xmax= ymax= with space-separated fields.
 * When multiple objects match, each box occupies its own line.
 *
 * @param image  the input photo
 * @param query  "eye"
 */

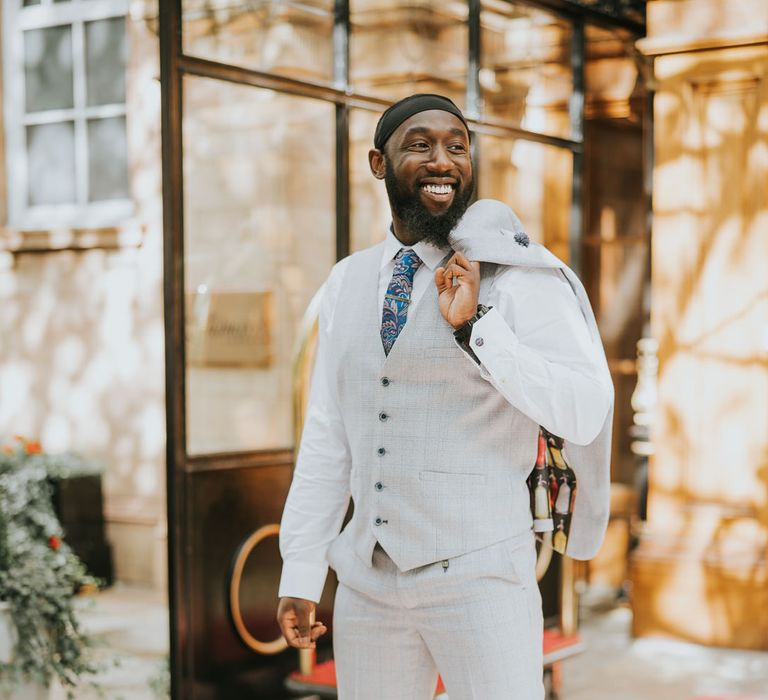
xmin=408 ymin=141 xmax=430 ymax=151
xmin=448 ymin=143 xmax=468 ymax=153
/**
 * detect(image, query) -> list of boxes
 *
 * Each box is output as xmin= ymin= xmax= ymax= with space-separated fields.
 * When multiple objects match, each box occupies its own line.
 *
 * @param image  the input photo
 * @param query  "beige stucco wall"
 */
xmin=0 ymin=9 xmax=166 ymax=590
xmin=632 ymin=0 xmax=768 ymax=648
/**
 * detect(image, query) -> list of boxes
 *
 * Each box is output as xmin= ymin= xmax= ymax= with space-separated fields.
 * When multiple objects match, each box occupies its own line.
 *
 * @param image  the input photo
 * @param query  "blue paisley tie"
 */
xmin=381 ymin=248 xmax=423 ymax=355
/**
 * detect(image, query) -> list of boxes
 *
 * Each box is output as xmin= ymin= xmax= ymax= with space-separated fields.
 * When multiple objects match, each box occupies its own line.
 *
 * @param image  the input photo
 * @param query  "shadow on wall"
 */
xmin=0 ymin=14 xmax=166 ymax=587
xmin=0 ymin=244 xmax=166 ymax=504
xmin=634 ymin=27 xmax=768 ymax=645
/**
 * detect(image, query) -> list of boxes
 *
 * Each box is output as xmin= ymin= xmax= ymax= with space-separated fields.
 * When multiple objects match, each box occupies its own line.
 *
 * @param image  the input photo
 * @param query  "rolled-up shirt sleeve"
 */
xmin=278 ymin=261 xmax=352 ymax=603
xmin=465 ymin=266 xmax=612 ymax=446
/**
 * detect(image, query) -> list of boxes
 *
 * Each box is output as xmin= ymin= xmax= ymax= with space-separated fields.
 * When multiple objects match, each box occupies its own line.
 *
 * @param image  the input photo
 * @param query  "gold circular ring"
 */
xmin=228 ymin=523 xmax=288 ymax=655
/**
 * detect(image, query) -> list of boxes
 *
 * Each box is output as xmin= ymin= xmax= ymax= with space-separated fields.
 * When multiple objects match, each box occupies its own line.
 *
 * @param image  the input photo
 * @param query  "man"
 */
xmin=277 ymin=94 xmax=612 ymax=699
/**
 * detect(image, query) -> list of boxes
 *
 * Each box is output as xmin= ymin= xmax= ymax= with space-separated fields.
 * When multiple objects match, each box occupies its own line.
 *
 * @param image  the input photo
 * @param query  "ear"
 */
xmin=368 ymin=149 xmax=386 ymax=180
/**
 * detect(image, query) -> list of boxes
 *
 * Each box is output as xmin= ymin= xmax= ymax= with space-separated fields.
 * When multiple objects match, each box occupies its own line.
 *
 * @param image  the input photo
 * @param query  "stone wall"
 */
xmin=0 ymin=10 xmax=166 ymax=590
xmin=632 ymin=0 xmax=768 ymax=649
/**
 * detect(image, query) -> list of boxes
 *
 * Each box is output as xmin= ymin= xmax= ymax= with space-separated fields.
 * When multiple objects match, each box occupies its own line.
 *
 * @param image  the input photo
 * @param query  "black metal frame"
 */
xmin=159 ymin=3 xmax=187 ymax=696
xmin=569 ymin=18 xmax=586 ymax=274
xmin=160 ymin=1 xmax=646 ymax=696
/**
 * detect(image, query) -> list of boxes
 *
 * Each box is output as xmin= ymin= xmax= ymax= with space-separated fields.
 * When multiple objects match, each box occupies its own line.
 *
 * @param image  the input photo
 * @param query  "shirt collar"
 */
xmin=380 ymin=225 xmax=451 ymax=272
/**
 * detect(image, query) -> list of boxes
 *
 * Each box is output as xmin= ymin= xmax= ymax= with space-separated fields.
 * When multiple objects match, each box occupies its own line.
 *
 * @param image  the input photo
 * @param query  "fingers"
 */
xmin=284 ymin=621 xmax=326 ymax=649
xmin=444 ymin=254 xmax=480 ymax=282
xmin=436 ymin=255 xmax=480 ymax=301
xmin=436 ymin=265 xmax=466 ymax=296
xmin=277 ymin=597 xmax=324 ymax=649
xmin=277 ymin=602 xmax=300 ymax=646
xmin=434 ymin=266 xmax=450 ymax=293
xmin=444 ymin=263 xmax=473 ymax=285
xmin=451 ymin=251 xmax=470 ymax=267
xmin=447 ymin=251 xmax=478 ymax=270
xmin=310 ymin=622 xmax=327 ymax=642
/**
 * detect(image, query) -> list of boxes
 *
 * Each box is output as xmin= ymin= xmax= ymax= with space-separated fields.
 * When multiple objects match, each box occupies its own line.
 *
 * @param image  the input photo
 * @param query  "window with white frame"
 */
xmin=3 ymin=0 xmax=131 ymax=229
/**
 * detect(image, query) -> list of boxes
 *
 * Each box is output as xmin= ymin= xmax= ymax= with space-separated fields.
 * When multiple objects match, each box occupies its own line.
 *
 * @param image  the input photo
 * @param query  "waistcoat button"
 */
xmin=475 ymin=337 xmax=484 ymax=347
xmin=374 ymin=517 xmax=382 ymax=526
xmin=377 ymin=447 xmax=386 ymax=456
xmin=375 ymin=482 xmax=384 ymax=491
xmin=379 ymin=412 xmax=388 ymax=422
xmin=381 ymin=377 xmax=390 ymax=386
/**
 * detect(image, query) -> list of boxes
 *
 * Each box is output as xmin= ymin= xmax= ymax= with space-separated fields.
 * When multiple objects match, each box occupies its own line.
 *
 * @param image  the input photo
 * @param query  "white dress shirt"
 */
xmin=278 ymin=227 xmax=612 ymax=602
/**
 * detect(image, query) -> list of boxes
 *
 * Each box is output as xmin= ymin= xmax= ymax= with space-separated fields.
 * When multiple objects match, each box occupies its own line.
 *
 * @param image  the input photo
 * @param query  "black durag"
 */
xmin=373 ymin=93 xmax=469 ymax=150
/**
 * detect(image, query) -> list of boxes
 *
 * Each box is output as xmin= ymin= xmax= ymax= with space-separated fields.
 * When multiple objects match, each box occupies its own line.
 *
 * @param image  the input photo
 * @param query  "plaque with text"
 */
xmin=186 ymin=291 xmax=273 ymax=368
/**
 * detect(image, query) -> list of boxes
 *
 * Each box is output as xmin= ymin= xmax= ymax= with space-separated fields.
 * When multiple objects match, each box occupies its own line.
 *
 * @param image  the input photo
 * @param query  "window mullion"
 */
xmin=23 ymin=108 xmax=79 ymax=126
xmin=83 ymin=104 xmax=127 ymax=119
xmin=19 ymin=0 xmax=129 ymax=30
xmin=23 ymin=103 xmax=126 ymax=126
xmin=568 ymin=18 xmax=585 ymax=276
xmin=4 ymin=0 xmax=27 ymax=224
xmin=466 ymin=0 xmax=481 ymax=121
xmin=72 ymin=18 xmax=89 ymax=206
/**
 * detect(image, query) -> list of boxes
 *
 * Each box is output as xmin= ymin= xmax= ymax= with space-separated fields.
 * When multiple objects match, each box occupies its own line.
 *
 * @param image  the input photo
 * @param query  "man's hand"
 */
xmin=277 ymin=597 xmax=327 ymax=649
xmin=435 ymin=252 xmax=481 ymax=329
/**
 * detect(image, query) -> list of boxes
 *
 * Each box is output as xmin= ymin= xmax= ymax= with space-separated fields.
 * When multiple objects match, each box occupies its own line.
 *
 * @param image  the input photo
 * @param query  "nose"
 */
xmin=426 ymin=143 xmax=453 ymax=172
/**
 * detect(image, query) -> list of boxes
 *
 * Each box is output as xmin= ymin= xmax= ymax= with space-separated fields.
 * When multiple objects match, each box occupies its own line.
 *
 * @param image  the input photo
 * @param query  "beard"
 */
xmin=384 ymin=160 xmax=474 ymax=247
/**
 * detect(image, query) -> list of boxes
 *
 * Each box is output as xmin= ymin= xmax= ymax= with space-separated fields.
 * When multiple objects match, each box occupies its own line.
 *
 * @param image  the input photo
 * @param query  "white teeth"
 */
xmin=423 ymin=184 xmax=453 ymax=194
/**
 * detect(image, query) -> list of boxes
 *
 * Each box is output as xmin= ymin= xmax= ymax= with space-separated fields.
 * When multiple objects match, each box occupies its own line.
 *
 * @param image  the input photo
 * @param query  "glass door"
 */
xmin=162 ymin=3 xmax=343 ymax=697
xmin=160 ymin=1 xmax=646 ymax=697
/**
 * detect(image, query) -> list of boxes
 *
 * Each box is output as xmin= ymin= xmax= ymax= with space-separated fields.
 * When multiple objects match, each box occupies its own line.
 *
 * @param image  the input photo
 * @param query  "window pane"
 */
xmin=87 ymin=117 xmax=129 ymax=201
xmin=350 ymin=108 xmax=390 ymax=252
xmin=481 ymin=1 xmax=572 ymax=139
xmin=183 ymin=78 xmax=335 ymax=454
xmin=86 ymin=17 xmax=127 ymax=106
xmin=23 ymin=0 xmax=42 ymax=6
xmin=26 ymin=122 xmax=76 ymax=205
xmin=182 ymin=0 xmax=334 ymax=84
xmin=350 ymin=0 xmax=467 ymax=105
xmin=24 ymin=25 xmax=74 ymax=112
xmin=583 ymin=121 xmax=646 ymax=355
xmin=477 ymin=135 xmax=572 ymax=262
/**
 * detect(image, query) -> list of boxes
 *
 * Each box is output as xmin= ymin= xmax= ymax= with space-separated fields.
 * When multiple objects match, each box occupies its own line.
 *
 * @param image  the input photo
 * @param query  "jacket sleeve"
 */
xmin=462 ymin=266 xmax=612 ymax=445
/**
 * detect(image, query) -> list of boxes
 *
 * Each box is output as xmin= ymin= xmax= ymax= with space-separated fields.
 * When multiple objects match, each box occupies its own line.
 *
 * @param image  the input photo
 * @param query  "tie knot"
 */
xmin=395 ymin=248 xmax=422 ymax=274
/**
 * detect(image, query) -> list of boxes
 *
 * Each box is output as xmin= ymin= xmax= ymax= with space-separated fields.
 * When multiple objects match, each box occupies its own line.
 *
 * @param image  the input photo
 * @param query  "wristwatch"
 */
xmin=453 ymin=304 xmax=492 ymax=364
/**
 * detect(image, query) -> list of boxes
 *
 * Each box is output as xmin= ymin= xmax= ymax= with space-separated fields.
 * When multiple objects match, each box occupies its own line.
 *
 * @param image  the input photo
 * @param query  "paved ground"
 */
xmin=49 ymin=585 xmax=169 ymax=700
xmin=53 ymin=584 xmax=768 ymax=700
xmin=561 ymin=603 xmax=768 ymax=700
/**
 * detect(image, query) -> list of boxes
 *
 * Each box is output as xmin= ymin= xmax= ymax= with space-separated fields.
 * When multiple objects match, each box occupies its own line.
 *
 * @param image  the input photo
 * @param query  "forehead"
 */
xmin=389 ymin=109 xmax=469 ymax=144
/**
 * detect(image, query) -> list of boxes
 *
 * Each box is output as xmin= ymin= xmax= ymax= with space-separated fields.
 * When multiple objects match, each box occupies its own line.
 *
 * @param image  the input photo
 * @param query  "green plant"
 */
xmin=148 ymin=656 xmax=170 ymax=700
xmin=0 ymin=436 xmax=99 ymax=696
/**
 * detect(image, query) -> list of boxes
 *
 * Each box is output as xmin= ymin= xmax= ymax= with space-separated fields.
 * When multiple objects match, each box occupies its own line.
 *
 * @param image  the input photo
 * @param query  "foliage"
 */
xmin=148 ymin=657 xmax=170 ymax=700
xmin=0 ymin=436 xmax=100 ymax=695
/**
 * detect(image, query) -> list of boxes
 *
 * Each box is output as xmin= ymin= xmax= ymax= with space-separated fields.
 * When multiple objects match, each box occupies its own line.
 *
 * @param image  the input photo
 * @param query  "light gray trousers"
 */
xmin=329 ymin=531 xmax=545 ymax=700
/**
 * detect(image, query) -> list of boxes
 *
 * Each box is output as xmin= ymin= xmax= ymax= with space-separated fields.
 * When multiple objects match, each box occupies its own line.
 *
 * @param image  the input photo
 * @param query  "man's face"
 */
xmin=376 ymin=110 xmax=474 ymax=246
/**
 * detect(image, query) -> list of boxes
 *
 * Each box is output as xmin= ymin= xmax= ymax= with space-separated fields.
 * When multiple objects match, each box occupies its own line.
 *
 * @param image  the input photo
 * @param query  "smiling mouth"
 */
xmin=420 ymin=183 xmax=456 ymax=202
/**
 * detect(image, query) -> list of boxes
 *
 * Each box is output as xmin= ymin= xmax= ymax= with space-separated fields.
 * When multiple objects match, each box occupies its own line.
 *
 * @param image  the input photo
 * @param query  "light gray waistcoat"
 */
xmin=331 ymin=242 xmax=535 ymax=573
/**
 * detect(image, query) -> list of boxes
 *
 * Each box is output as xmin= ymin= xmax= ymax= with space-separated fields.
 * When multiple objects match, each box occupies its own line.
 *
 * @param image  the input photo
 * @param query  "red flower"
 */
xmin=2 ymin=445 xmax=12 ymax=454
xmin=25 ymin=441 xmax=42 ymax=454
xmin=48 ymin=535 xmax=61 ymax=551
